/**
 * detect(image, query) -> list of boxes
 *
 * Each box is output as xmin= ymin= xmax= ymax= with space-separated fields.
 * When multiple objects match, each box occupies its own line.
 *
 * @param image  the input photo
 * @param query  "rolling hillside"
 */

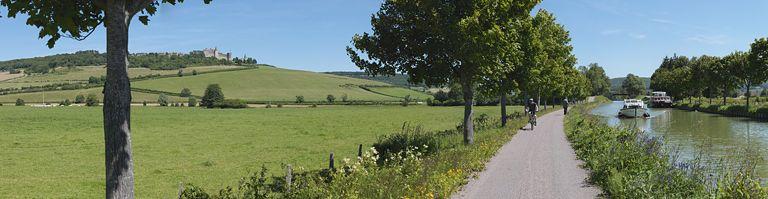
xmin=325 ymin=71 xmax=422 ymax=87
xmin=610 ymin=77 xmax=651 ymax=92
xmin=132 ymin=67 xmax=428 ymax=102
xmin=0 ymin=62 xmax=432 ymax=103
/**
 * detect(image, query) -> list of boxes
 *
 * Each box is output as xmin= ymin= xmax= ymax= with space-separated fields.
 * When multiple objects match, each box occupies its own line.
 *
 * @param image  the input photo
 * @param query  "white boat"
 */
xmin=619 ymin=99 xmax=649 ymax=118
xmin=649 ymin=91 xmax=673 ymax=108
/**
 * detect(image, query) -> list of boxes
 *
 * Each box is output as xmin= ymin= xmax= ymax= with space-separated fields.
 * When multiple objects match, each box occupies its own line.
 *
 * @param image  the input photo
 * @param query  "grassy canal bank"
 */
xmin=674 ymin=101 xmax=768 ymax=121
xmin=566 ymin=98 xmax=768 ymax=198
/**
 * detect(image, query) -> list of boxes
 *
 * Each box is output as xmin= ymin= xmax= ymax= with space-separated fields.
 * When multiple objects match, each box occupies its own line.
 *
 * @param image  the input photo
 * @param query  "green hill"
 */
xmin=0 ymin=63 xmax=432 ymax=103
xmin=130 ymin=66 xmax=429 ymax=102
xmin=325 ymin=71 xmax=422 ymax=87
xmin=610 ymin=77 xmax=651 ymax=92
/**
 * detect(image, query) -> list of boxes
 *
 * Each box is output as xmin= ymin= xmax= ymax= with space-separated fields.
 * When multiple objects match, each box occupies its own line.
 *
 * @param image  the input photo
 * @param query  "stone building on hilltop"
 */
xmin=199 ymin=48 xmax=232 ymax=61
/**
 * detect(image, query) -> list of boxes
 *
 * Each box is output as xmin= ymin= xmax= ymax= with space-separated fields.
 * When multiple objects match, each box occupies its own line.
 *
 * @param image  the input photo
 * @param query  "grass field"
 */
xmin=364 ymin=86 xmax=433 ymax=100
xmin=0 ymin=87 xmax=186 ymax=103
xmin=132 ymin=67 xmax=427 ymax=102
xmin=0 ymin=105 xmax=521 ymax=198
xmin=5 ymin=65 xmax=243 ymax=84
xmin=0 ymin=72 xmax=23 ymax=81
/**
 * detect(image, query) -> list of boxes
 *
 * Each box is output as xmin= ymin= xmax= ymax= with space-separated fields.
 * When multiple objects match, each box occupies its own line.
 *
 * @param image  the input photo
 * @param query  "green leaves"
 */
xmin=0 ymin=0 xmax=213 ymax=48
xmin=138 ymin=15 xmax=150 ymax=25
xmin=348 ymin=0 xmax=541 ymax=87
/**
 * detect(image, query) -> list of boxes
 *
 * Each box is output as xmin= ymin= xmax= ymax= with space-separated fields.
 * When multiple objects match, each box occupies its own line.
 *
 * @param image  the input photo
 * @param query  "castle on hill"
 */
xmin=191 ymin=48 xmax=232 ymax=61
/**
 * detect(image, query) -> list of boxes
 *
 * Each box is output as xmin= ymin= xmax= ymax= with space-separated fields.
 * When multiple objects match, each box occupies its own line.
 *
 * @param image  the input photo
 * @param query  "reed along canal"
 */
xmin=591 ymin=101 xmax=768 ymax=176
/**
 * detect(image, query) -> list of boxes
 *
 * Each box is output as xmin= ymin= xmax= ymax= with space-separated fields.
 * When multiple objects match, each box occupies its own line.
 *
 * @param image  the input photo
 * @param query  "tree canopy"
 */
xmin=622 ymin=73 xmax=645 ymax=98
xmin=348 ymin=0 xmax=541 ymax=144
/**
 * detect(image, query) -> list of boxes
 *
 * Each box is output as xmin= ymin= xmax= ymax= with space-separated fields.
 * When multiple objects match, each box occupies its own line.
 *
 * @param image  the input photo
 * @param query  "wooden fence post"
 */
xmin=285 ymin=164 xmax=293 ymax=193
xmin=329 ymin=152 xmax=335 ymax=171
xmin=177 ymin=182 xmax=184 ymax=199
xmin=358 ymin=144 xmax=363 ymax=158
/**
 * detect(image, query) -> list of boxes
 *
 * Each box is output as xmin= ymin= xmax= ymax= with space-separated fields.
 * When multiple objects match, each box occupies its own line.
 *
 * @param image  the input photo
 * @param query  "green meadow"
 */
xmin=132 ymin=67 xmax=426 ymax=102
xmin=0 ymin=105 xmax=521 ymax=198
xmin=0 ymin=87 xmax=186 ymax=103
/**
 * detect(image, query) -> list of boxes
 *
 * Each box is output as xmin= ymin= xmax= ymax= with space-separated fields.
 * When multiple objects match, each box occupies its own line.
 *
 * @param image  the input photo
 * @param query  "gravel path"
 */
xmin=452 ymin=110 xmax=601 ymax=199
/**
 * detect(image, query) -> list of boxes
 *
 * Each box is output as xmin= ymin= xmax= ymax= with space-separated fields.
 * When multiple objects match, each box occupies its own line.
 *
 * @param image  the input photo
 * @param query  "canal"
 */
xmin=591 ymin=101 xmax=768 ymax=176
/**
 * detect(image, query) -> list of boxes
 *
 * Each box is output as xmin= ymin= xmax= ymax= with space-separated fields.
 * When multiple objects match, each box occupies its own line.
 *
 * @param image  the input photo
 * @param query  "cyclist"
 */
xmin=526 ymin=98 xmax=538 ymax=130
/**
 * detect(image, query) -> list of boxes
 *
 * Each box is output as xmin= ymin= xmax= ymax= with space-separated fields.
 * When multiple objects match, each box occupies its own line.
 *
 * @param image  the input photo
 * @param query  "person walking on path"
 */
xmin=563 ymin=98 xmax=569 ymax=115
xmin=452 ymin=110 xmax=600 ymax=199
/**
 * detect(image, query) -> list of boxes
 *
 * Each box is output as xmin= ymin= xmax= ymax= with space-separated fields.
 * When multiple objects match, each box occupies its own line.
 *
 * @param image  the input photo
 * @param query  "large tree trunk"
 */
xmin=746 ymin=83 xmax=751 ymax=110
xmin=723 ymin=86 xmax=727 ymax=105
xmin=105 ymin=1 xmax=135 ymax=198
xmin=500 ymin=92 xmax=507 ymax=127
xmin=462 ymin=81 xmax=474 ymax=145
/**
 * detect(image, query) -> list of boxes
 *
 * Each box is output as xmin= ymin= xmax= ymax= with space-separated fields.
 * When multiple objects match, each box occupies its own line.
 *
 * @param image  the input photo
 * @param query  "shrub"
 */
xmin=158 ymin=94 xmax=169 ymax=107
xmin=192 ymin=70 xmax=198 ymax=76
xmin=326 ymin=94 xmax=335 ymax=103
xmin=265 ymin=103 xmax=272 ymax=108
xmin=214 ymin=99 xmax=247 ymax=109
xmin=373 ymin=123 xmax=439 ymax=165
xmin=60 ymin=99 xmax=72 ymax=106
xmin=188 ymin=97 xmax=197 ymax=107
xmin=180 ymin=88 xmax=192 ymax=97
xmin=177 ymin=69 xmax=184 ymax=77
xmin=295 ymin=95 xmax=305 ymax=103
xmin=401 ymin=95 xmax=411 ymax=107
xmin=0 ymin=103 xmax=3 ymax=106
xmin=15 ymin=98 xmax=24 ymax=106
xmin=201 ymin=84 xmax=225 ymax=108
xmin=74 ymin=94 xmax=86 ymax=104
xmin=143 ymin=101 xmax=147 ymax=106
xmin=277 ymin=104 xmax=283 ymax=108
xmin=341 ymin=93 xmax=348 ymax=102
xmin=213 ymin=99 xmax=247 ymax=109
xmin=310 ymin=104 xmax=318 ymax=108
xmin=85 ymin=94 xmax=99 ymax=106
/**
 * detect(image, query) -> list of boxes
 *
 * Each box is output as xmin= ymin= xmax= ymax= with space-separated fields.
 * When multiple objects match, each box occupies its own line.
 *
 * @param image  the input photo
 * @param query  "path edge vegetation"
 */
xmin=565 ymin=97 xmax=768 ymax=198
xmin=177 ymin=108 xmax=561 ymax=198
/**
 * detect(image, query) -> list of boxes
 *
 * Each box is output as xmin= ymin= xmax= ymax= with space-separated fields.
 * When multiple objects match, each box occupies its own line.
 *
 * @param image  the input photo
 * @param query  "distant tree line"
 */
xmin=0 ymin=50 xmax=259 ymax=73
xmin=650 ymin=38 xmax=768 ymax=109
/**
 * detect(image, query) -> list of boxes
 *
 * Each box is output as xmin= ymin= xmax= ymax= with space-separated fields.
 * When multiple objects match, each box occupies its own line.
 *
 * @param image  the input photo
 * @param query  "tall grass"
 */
xmin=179 ymin=109 xmax=560 ymax=198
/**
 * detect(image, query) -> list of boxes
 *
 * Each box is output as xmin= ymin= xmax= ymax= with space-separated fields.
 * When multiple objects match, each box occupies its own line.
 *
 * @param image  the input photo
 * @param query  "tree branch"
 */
xmin=129 ymin=0 xmax=155 ymax=15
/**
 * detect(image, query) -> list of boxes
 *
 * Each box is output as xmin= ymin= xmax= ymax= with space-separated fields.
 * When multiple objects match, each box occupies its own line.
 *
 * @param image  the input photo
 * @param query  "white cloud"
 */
xmin=628 ymin=33 xmax=647 ymax=39
xmin=601 ymin=29 xmax=623 ymax=35
xmin=686 ymin=35 xmax=729 ymax=45
xmin=650 ymin=18 xmax=675 ymax=25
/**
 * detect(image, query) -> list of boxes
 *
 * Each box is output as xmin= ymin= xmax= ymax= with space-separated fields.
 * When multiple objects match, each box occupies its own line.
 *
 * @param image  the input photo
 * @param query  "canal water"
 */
xmin=591 ymin=101 xmax=768 ymax=176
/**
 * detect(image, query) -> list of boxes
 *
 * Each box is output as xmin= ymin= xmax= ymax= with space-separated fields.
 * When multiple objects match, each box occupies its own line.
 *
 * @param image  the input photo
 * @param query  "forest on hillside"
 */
xmin=0 ymin=50 xmax=256 ymax=73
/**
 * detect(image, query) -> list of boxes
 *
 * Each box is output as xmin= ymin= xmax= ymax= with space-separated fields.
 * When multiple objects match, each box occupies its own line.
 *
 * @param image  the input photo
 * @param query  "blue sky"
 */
xmin=1 ymin=0 xmax=767 ymax=78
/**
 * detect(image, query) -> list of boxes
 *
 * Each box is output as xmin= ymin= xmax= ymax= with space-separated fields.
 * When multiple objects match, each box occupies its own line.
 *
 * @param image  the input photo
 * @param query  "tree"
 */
xmin=295 ymin=95 xmax=305 ymax=103
xmin=326 ymin=94 xmax=335 ymax=103
xmin=724 ymin=51 xmax=750 ymax=105
xmin=747 ymin=38 xmax=768 ymax=108
xmin=583 ymin=63 xmax=611 ymax=96
xmin=192 ymin=70 xmax=198 ymax=76
xmin=86 ymin=93 xmax=99 ymax=106
xmin=75 ymin=94 xmax=86 ymax=104
xmin=158 ymin=94 xmax=169 ymax=106
xmin=341 ymin=93 xmax=348 ymax=102
xmin=714 ymin=51 xmax=747 ymax=105
xmin=348 ymin=0 xmax=540 ymax=144
xmin=15 ymin=98 xmax=24 ymax=106
xmin=1 ymin=1 xmax=213 ymax=197
xmin=177 ymin=69 xmax=184 ymax=77
xmin=622 ymin=74 xmax=645 ymax=98
xmin=61 ymin=99 xmax=72 ymax=106
xmin=201 ymin=84 xmax=224 ymax=108
xmin=180 ymin=88 xmax=192 ymax=97
xmin=187 ymin=97 xmax=197 ymax=107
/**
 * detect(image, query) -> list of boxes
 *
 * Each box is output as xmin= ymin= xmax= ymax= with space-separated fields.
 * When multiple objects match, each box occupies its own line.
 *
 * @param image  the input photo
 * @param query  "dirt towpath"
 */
xmin=452 ymin=111 xmax=601 ymax=199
